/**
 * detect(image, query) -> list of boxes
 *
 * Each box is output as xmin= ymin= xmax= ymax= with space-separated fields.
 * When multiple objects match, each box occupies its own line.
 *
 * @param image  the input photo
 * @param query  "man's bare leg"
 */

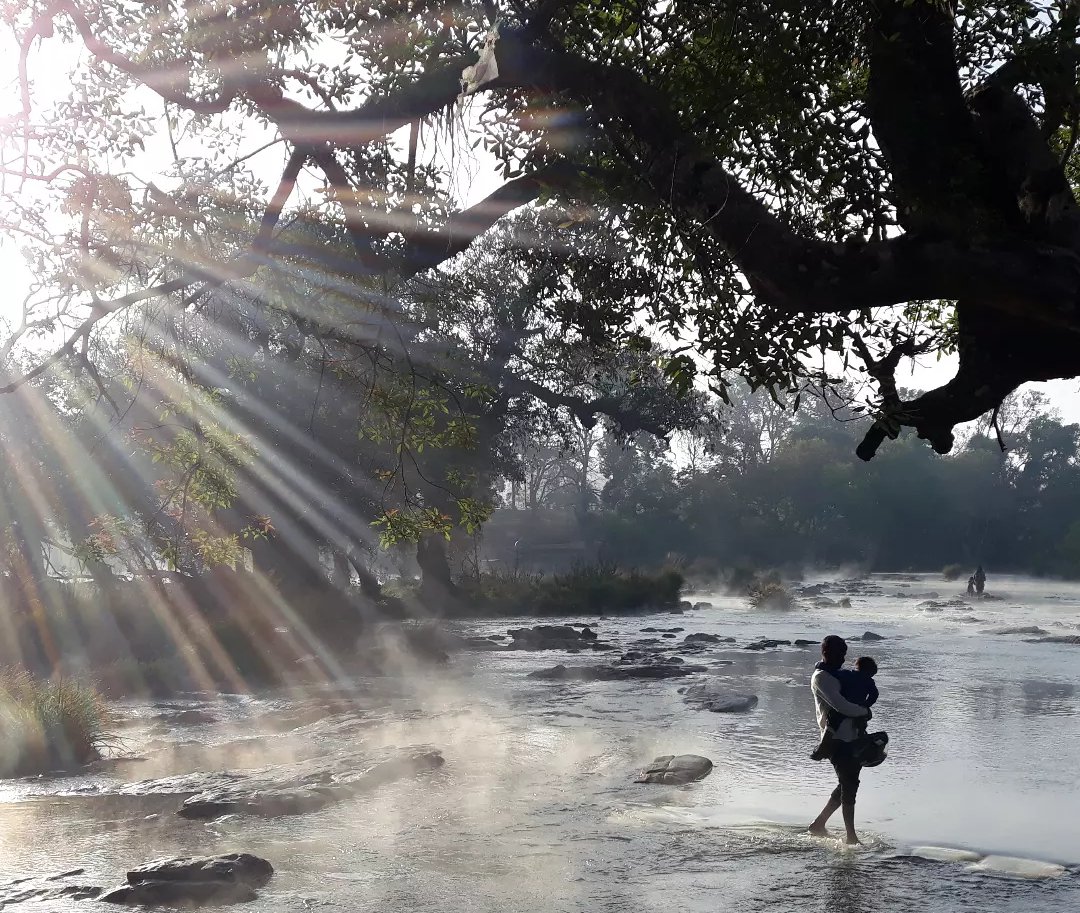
xmin=841 ymin=802 xmax=859 ymax=845
xmin=808 ymin=796 xmax=841 ymax=836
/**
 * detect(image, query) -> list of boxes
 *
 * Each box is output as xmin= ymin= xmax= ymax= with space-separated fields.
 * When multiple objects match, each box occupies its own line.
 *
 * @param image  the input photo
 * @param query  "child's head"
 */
xmin=855 ymin=656 xmax=878 ymax=677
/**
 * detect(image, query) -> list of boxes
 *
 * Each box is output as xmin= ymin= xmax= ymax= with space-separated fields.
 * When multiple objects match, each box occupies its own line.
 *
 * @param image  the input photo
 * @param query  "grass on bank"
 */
xmin=0 ymin=670 xmax=117 ymax=777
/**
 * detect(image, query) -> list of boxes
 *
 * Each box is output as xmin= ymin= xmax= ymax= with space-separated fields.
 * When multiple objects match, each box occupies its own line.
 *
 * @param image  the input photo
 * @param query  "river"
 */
xmin=2 ymin=573 xmax=1079 ymax=911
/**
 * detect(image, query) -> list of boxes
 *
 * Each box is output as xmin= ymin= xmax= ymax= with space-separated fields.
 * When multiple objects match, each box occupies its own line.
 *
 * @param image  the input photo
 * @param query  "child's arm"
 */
xmin=866 ymin=679 xmax=879 ymax=707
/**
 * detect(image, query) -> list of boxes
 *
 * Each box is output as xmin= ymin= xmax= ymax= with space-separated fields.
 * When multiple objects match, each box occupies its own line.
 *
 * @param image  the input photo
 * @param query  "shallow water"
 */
xmin=2 ymin=573 xmax=1080 ymax=911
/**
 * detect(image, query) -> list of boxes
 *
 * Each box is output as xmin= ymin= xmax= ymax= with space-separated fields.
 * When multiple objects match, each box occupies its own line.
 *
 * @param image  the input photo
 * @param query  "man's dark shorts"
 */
xmin=829 ymin=741 xmax=862 ymax=806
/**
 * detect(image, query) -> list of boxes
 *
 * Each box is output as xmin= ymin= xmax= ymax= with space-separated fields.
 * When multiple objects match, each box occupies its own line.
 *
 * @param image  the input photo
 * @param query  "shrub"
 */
xmin=458 ymin=563 xmax=684 ymax=616
xmin=942 ymin=564 xmax=965 ymax=581
xmin=0 ymin=670 xmax=117 ymax=776
xmin=748 ymin=580 xmax=794 ymax=610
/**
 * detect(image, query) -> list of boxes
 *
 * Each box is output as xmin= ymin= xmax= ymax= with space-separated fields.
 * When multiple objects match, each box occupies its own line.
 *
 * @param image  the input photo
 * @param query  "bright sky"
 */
xmin=3 ymin=27 xmax=1080 ymax=430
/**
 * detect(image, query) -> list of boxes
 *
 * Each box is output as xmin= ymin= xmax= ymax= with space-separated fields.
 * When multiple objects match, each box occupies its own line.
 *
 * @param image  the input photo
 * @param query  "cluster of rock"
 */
xmin=113 ymin=747 xmax=444 ymax=820
xmin=505 ymin=624 xmax=613 ymax=652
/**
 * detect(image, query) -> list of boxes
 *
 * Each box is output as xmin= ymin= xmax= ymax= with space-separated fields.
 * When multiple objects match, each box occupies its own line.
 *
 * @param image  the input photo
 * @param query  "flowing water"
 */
xmin=3 ymin=573 xmax=1080 ymax=912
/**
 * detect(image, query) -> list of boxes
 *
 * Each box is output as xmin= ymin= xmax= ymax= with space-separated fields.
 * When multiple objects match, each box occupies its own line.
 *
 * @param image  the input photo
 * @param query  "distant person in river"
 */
xmin=967 ymin=576 xmax=976 ymax=596
xmin=808 ymin=635 xmax=871 ymax=845
xmin=810 ymin=655 xmax=878 ymax=761
xmin=974 ymin=565 xmax=986 ymax=594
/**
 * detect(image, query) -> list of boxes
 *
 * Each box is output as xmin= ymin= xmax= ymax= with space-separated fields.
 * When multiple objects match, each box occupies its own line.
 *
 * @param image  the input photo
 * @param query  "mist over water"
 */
xmin=3 ymin=573 xmax=1080 ymax=912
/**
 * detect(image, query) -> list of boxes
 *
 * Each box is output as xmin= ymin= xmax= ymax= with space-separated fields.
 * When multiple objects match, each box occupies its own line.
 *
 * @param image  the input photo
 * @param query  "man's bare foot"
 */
xmin=808 ymin=824 xmax=829 ymax=837
xmin=845 ymin=836 xmax=862 ymax=846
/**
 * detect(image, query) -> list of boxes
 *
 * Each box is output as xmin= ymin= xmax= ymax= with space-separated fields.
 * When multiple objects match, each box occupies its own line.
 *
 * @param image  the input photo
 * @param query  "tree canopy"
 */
xmin=3 ymin=1 xmax=1080 ymax=465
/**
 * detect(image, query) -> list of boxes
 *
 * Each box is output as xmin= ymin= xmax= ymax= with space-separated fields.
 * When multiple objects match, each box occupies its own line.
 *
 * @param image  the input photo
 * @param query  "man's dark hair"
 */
xmin=821 ymin=635 xmax=847 ymax=663
xmin=855 ymin=656 xmax=877 ymax=676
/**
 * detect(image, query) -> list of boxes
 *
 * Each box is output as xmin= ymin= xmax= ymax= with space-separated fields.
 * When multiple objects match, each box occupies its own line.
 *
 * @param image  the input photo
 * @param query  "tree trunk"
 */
xmin=416 ymin=535 xmax=457 ymax=605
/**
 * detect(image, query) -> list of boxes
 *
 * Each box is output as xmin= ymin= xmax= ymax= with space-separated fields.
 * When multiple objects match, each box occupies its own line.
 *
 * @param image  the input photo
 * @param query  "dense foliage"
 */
xmin=3 ymin=1 xmax=1080 ymax=466
xmin=491 ymin=386 xmax=1080 ymax=579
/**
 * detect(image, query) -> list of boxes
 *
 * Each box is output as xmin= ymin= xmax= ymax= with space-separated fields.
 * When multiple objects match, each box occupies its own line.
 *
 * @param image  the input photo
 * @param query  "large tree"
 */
xmin=3 ymin=0 xmax=1080 ymax=464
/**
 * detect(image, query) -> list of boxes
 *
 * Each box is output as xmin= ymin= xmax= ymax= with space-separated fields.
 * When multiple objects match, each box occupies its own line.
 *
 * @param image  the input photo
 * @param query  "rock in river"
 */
xmin=506 ymin=625 xmax=611 ymax=651
xmin=681 ymin=681 xmax=758 ymax=712
xmin=635 ymin=754 xmax=713 ymax=785
xmin=528 ymin=662 xmax=706 ymax=682
xmin=857 ymin=631 xmax=885 ymax=641
xmin=744 ymin=639 xmax=791 ymax=650
xmin=101 ymin=853 xmax=273 ymax=906
xmin=1 ymin=870 xmax=101 ymax=906
xmin=683 ymin=632 xmax=734 ymax=644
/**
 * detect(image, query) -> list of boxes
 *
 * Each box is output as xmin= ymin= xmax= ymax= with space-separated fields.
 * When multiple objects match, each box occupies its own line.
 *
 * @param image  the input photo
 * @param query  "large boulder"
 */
xmin=101 ymin=853 xmax=273 ymax=907
xmin=857 ymin=631 xmax=885 ymax=641
xmin=635 ymin=754 xmax=713 ymax=785
xmin=177 ymin=748 xmax=444 ymax=820
xmin=128 ymin=854 xmax=273 ymax=888
xmin=681 ymin=681 xmax=758 ymax=713
xmin=683 ymin=632 xmax=733 ymax=644
xmin=505 ymin=625 xmax=609 ymax=651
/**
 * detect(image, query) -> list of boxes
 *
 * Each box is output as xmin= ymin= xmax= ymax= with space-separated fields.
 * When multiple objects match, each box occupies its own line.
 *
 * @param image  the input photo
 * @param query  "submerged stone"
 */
xmin=635 ymin=754 xmax=713 ymax=784
xmin=681 ymin=681 xmax=759 ymax=713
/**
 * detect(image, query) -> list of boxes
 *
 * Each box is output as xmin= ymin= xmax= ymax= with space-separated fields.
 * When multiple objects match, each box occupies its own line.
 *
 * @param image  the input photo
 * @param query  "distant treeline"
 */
xmin=487 ymin=386 xmax=1080 ymax=579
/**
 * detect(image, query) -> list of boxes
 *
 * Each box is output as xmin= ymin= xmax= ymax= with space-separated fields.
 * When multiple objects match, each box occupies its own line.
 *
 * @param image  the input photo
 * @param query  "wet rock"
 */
xmin=794 ymin=639 xmax=817 ymax=647
xmin=101 ymin=880 xmax=256 ymax=906
xmin=0 ymin=871 xmax=101 ymax=906
xmin=662 ymin=633 xmax=677 ymax=639
xmin=154 ymin=709 xmax=218 ymax=726
xmin=1024 ymin=635 xmax=1080 ymax=645
xmin=744 ymin=639 xmax=791 ymax=650
xmin=632 ymin=638 xmax=662 ymax=646
xmin=988 ymin=626 xmax=1049 ymax=636
xmin=683 ymin=632 xmax=733 ymax=644
xmin=812 ymin=597 xmax=837 ymax=607
xmin=506 ymin=625 xmax=611 ymax=651
xmin=838 ymin=598 xmax=852 ymax=608
xmin=800 ymin=583 xmax=828 ymax=596
xmin=857 ymin=631 xmax=885 ymax=641
xmin=693 ymin=602 xmax=714 ymax=610
xmin=127 ymin=853 xmax=273 ymax=889
xmin=642 ymin=627 xmax=684 ymax=633
xmin=681 ymin=681 xmax=758 ymax=713
xmin=176 ymin=748 xmax=444 ymax=819
xmin=527 ymin=662 xmax=706 ymax=682
xmin=635 ymin=754 xmax=713 ymax=785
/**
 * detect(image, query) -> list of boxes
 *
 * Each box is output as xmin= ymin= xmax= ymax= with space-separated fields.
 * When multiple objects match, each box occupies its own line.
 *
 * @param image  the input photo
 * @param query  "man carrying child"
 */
xmin=807 ymin=635 xmax=878 ymax=845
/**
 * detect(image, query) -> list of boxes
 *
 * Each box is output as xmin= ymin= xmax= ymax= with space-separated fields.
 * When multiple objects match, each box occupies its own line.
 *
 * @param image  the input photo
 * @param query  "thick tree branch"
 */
xmin=865 ymin=0 xmax=1007 ymax=234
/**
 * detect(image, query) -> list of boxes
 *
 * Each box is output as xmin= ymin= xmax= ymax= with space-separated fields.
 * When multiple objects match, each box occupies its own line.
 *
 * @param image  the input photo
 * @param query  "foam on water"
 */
xmin=970 ymin=855 xmax=1069 ymax=879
